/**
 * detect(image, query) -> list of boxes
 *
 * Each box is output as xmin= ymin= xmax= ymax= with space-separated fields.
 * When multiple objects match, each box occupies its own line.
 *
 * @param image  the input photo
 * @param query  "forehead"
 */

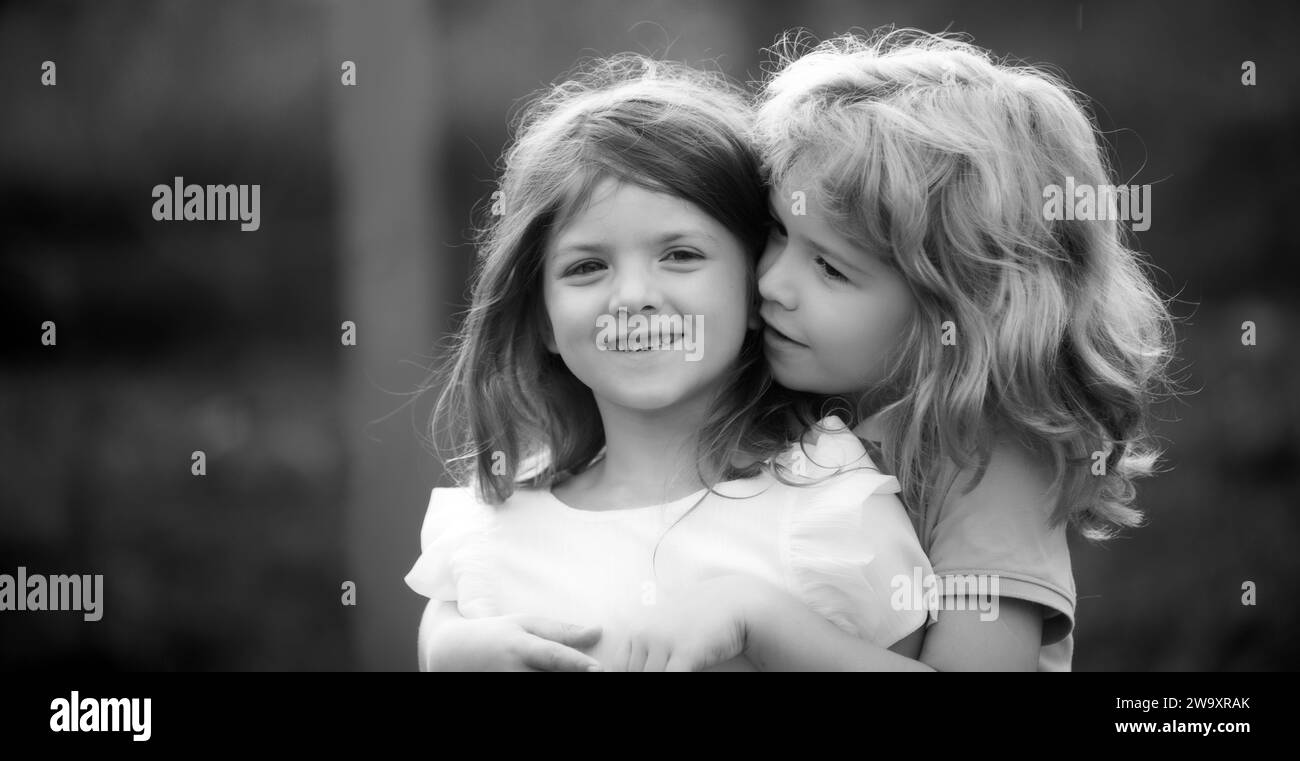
xmin=769 ymin=159 xmax=820 ymax=200
xmin=767 ymin=173 xmax=832 ymax=227
xmin=767 ymin=146 xmax=828 ymax=190
xmin=768 ymin=173 xmax=896 ymax=266
xmin=549 ymin=177 xmax=721 ymax=246
xmin=568 ymin=177 xmax=685 ymax=216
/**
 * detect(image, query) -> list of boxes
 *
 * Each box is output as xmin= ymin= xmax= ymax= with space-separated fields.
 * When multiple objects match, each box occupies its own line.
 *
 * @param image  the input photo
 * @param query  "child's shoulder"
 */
xmin=938 ymin=428 xmax=1060 ymax=528
xmin=424 ymin=482 xmax=548 ymax=523
xmin=418 ymin=482 xmax=560 ymax=548
xmin=429 ymin=484 xmax=481 ymax=505
xmin=420 ymin=485 xmax=487 ymax=536
xmin=979 ymin=428 xmax=1055 ymax=488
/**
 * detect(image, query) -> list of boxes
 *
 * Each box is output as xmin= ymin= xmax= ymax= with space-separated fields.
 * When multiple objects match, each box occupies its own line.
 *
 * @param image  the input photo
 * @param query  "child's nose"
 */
xmin=757 ymin=242 xmax=797 ymax=310
xmin=608 ymin=267 xmax=664 ymax=314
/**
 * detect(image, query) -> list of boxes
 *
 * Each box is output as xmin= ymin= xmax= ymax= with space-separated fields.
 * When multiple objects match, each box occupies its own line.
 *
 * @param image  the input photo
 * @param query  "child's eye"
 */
xmin=663 ymin=249 xmax=703 ymax=263
xmin=564 ymin=260 xmax=605 ymax=277
xmin=768 ymin=216 xmax=787 ymax=239
xmin=814 ymin=255 xmax=849 ymax=283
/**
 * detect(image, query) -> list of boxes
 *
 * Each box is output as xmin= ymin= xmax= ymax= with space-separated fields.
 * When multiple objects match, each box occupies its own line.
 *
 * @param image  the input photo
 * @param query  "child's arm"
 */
xmin=738 ymin=584 xmax=1043 ymax=671
xmin=915 ymin=602 xmax=1044 ymax=671
xmin=618 ymin=574 xmax=1043 ymax=671
xmin=417 ymin=599 xmax=605 ymax=672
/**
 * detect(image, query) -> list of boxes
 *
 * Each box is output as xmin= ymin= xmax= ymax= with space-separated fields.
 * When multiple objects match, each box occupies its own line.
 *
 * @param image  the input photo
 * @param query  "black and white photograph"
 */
xmin=1 ymin=0 xmax=1295 ymax=731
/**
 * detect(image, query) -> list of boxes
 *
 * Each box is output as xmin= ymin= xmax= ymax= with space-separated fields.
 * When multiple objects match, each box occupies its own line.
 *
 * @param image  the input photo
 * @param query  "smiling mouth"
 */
xmin=613 ymin=335 xmax=684 ymax=352
xmin=764 ymin=324 xmax=807 ymax=348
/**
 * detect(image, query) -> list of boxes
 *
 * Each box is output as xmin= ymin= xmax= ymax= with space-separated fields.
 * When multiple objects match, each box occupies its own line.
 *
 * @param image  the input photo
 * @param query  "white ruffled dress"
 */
xmin=405 ymin=416 xmax=932 ymax=670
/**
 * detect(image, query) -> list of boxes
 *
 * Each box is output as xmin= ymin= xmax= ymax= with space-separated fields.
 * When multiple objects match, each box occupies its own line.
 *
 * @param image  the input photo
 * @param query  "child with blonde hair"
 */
xmin=715 ymin=29 xmax=1174 ymax=670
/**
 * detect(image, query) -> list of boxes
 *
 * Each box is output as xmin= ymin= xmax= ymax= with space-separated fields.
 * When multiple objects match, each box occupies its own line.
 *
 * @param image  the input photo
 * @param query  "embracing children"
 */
xmin=404 ymin=29 xmax=1173 ymax=672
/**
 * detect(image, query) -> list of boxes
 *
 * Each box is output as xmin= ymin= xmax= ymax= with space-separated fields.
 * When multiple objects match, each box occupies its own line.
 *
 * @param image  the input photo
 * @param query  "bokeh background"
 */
xmin=1 ymin=0 xmax=1296 ymax=671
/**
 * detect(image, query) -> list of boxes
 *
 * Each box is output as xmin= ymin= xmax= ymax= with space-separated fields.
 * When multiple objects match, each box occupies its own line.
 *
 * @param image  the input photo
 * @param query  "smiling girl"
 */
xmin=405 ymin=55 xmax=932 ymax=671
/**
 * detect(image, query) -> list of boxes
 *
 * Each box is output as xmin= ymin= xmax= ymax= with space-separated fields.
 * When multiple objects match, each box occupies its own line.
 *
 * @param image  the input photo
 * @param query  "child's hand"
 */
xmin=615 ymin=575 xmax=768 ymax=671
xmin=426 ymin=614 xmax=604 ymax=672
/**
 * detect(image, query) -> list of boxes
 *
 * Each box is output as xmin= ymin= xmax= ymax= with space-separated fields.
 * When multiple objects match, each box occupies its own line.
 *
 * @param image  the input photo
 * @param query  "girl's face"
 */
xmin=758 ymin=179 xmax=917 ymax=395
xmin=542 ymin=177 xmax=753 ymax=414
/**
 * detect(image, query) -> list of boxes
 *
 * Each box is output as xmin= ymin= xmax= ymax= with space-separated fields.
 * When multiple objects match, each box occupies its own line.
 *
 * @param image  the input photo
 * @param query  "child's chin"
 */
xmin=766 ymin=360 xmax=843 ymax=395
xmin=595 ymin=379 xmax=708 ymax=413
xmin=610 ymin=389 xmax=693 ymax=412
xmin=765 ymin=358 xmax=813 ymax=390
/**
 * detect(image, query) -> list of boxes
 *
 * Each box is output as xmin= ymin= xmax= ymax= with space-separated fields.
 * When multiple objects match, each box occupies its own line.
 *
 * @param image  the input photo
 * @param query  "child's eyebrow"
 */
xmin=551 ymin=241 xmax=610 ymax=256
xmin=553 ymin=230 xmax=717 ymax=255
xmin=654 ymin=230 xmax=718 ymax=245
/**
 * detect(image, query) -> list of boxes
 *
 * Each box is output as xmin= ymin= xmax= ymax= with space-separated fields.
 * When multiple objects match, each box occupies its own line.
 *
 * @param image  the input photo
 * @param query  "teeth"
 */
xmin=609 ymin=333 xmax=686 ymax=352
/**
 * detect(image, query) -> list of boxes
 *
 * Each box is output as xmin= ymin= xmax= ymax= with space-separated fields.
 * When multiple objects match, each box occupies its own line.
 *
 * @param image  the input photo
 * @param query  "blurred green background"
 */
xmin=1 ymin=0 xmax=1296 ymax=670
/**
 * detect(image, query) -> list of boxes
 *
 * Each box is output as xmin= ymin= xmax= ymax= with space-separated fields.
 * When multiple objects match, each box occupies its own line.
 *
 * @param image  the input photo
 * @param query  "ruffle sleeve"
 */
xmin=403 ymin=486 xmax=493 ymax=605
xmin=783 ymin=416 xmax=934 ymax=648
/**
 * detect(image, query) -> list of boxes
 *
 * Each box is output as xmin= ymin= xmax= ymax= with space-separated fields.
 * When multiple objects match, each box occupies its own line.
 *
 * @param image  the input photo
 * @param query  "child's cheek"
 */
xmin=834 ymin=296 xmax=898 ymax=388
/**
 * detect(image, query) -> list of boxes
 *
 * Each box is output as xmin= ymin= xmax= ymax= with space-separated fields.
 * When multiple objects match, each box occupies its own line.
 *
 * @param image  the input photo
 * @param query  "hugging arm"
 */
xmin=739 ymin=586 xmax=1043 ymax=671
xmin=417 ymin=599 xmax=605 ymax=672
xmin=416 ymin=600 xmax=462 ymax=672
xmin=617 ymin=574 xmax=1044 ymax=671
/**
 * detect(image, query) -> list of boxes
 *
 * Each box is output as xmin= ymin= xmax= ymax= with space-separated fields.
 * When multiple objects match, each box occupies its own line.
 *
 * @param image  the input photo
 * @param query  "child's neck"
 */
xmin=556 ymin=399 xmax=708 ymax=511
